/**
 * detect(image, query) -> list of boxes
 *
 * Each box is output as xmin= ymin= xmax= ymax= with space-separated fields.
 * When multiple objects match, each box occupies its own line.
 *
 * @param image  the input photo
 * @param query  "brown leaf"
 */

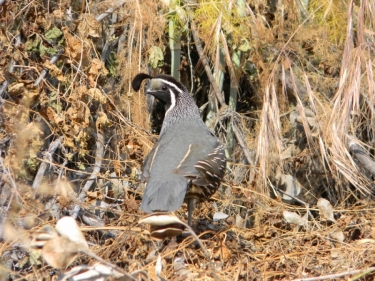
xmin=86 ymin=191 xmax=103 ymax=200
xmin=8 ymin=82 xmax=25 ymax=96
xmin=65 ymin=101 xmax=90 ymax=127
xmin=43 ymin=61 xmax=66 ymax=82
xmin=88 ymin=59 xmax=108 ymax=87
xmin=62 ymin=27 xmax=88 ymax=64
xmin=52 ymin=9 xmax=65 ymax=19
xmin=87 ymin=88 xmax=106 ymax=104
xmin=96 ymin=112 xmax=109 ymax=131
xmin=77 ymin=14 xmax=101 ymax=38
xmin=42 ymin=236 xmax=79 ymax=269
xmin=124 ymin=197 xmax=138 ymax=212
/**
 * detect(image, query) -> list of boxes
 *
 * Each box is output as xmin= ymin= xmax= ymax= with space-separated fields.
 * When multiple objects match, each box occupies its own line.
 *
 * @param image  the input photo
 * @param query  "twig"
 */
xmin=95 ymin=0 xmax=127 ymax=22
xmin=231 ymin=121 xmax=255 ymax=166
xmin=180 ymin=221 xmax=217 ymax=280
xmin=186 ymin=5 xmax=256 ymax=170
xmin=33 ymin=49 xmax=64 ymax=87
xmin=0 ymin=34 xmax=22 ymax=97
xmin=82 ymin=250 xmax=139 ymax=281
xmin=72 ymin=132 xmax=104 ymax=219
xmin=32 ymin=136 xmax=64 ymax=189
xmin=53 ymin=158 xmax=68 ymax=201
xmin=0 ymin=151 xmax=14 ymax=239
xmin=291 ymin=267 xmax=375 ymax=281
xmin=189 ymin=18 xmax=226 ymax=108
xmin=0 ymin=80 xmax=9 ymax=98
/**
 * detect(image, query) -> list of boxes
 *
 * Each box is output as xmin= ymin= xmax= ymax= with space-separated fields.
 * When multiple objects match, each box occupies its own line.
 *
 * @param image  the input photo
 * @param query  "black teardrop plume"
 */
xmin=131 ymin=73 xmax=153 ymax=91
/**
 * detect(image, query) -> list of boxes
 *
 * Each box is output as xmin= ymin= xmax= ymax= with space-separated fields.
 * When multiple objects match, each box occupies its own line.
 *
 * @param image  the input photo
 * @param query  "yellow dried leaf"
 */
xmin=62 ymin=27 xmax=88 ymax=63
xmin=46 ymin=107 xmax=56 ymax=124
xmin=66 ymin=101 xmax=90 ymax=127
xmin=8 ymin=82 xmax=25 ymax=96
xmin=64 ymin=137 xmax=75 ymax=148
xmin=52 ymin=9 xmax=65 ymax=19
xmin=88 ymin=58 xmax=108 ymax=87
xmin=42 ymin=236 xmax=79 ymax=269
xmin=43 ymin=61 xmax=66 ymax=82
xmin=96 ymin=112 xmax=109 ymax=131
xmin=87 ymin=88 xmax=106 ymax=104
xmin=54 ymin=114 xmax=64 ymax=127
xmin=86 ymin=191 xmax=102 ymax=200
xmin=68 ymin=85 xmax=87 ymax=102
xmin=77 ymin=14 xmax=101 ymax=38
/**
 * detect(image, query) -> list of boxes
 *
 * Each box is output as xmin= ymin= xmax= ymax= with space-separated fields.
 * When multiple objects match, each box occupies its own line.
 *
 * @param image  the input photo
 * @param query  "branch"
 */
xmin=188 ymin=17 xmax=226 ymax=108
xmin=32 ymin=136 xmax=64 ymax=189
xmin=0 ymin=34 xmax=22 ymax=97
xmin=291 ymin=267 xmax=375 ymax=281
xmin=231 ymin=121 xmax=255 ymax=166
xmin=72 ymin=132 xmax=105 ymax=219
xmin=33 ymin=49 xmax=64 ymax=87
xmin=95 ymin=0 xmax=127 ymax=22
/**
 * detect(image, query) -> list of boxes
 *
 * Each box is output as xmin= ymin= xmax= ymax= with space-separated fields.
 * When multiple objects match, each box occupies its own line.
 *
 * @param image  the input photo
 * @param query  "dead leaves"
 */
xmin=32 ymin=217 xmax=88 ymax=269
xmin=77 ymin=14 xmax=101 ymax=38
xmin=62 ymin=27 xmax=89 ymax=63
xmin=43 ymin=61 xmax=66 ymax=82
xmin=87 ymin=87 xmax=107 ymax=104
xmin=88 ymin=59 xmax=108 ymax=87
xmin=317 ymin=198 xmax=336 ymax=222
xmin=66 ymin=101 xmax=90 ymax=127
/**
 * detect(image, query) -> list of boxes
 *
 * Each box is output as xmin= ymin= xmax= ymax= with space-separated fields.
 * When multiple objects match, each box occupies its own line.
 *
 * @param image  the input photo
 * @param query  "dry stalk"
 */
xmin=291 ymin=267 xmax=375 ymax=281
xmin=72 ymin=132 xmax=104 ymax=219
xmin=32 ymin=136 xmax=64 ymax=190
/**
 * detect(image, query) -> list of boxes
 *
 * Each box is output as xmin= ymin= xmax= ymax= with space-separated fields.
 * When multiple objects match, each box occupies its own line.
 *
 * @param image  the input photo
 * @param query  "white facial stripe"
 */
xmin=165 ymin=88 xmax=176 ymax=116
xmin=158 ymin=79 xmax=184 ymax=95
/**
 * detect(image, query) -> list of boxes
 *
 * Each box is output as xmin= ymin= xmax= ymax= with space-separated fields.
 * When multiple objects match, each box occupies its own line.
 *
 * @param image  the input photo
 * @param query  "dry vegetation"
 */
xmin=1 ymin=0 xmax=375 ymax=280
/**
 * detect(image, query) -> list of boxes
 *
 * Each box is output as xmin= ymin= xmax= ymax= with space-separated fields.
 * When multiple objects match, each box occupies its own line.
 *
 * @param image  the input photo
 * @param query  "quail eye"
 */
xmin=162 ymin=85 xmax=167 ymax=90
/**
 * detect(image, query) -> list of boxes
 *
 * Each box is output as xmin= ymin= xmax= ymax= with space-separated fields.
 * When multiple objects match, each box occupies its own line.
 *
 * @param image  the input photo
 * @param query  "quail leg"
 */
xmin=187 ymin=198 xmax=195 ymax=226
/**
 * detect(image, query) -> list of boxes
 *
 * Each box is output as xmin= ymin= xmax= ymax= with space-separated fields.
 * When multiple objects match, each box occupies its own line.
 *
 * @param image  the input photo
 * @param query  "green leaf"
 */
xmin=26 ymin=36 xmax=41 ymax=52
xmin=39 ymin=44 xmax=48 ymax=57
xmin=45 ymin=26 xmax=63 ymax=40
xmin=148 ymin=46 xmax=164 ymax=69
xmin=106 ymin=52 xmax=118 ymax=77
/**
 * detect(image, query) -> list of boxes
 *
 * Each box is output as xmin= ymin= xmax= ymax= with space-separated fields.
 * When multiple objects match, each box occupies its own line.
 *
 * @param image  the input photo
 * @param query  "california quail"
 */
xmin=132 ymin=73 xmax=226 ymax=225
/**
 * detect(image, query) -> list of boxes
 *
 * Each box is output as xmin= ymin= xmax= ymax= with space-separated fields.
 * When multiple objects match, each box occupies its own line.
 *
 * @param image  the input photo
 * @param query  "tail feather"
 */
xmin=140 ymin=175 xmax=188 ymax=213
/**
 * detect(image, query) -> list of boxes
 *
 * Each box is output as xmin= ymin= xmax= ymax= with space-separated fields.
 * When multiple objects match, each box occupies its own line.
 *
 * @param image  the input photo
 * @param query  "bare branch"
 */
xmin=72 ymin=132 xmax=105 ymax=219
xmin=32 ymin=136 xmax=64 ymax=189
